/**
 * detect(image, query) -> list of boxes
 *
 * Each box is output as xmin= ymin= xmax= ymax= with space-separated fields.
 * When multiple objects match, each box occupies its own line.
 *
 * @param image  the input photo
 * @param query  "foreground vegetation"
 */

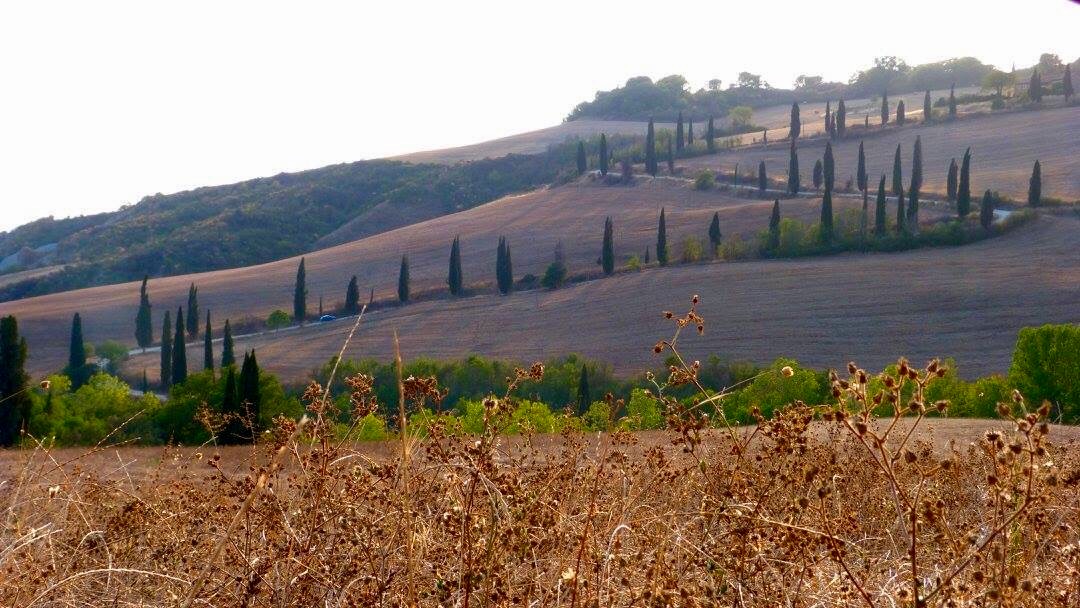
xmin=1 ymin=299 xmax=1077 ymax=605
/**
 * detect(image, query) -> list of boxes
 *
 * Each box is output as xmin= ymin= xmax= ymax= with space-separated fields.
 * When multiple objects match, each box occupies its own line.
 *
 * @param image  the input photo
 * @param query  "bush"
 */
xmin=693 ymin=171 xmax=716 ymax=190
xmin=724 ymin=359 xmax=826 ymax=422
xmin=680 ymin=237 xmax=705 ymax=263
xmin=541 ymin=262 xmax=566 ymax=289
xmin=620 ymin=389 xmax=663 ymax=430
xmin=1008 ymin=324 xmax=1080 ymax=421
xmin=625 ymin=255 xmax=641 ymax=272
xmin=267 ymin=309 xmax=291 ymax=329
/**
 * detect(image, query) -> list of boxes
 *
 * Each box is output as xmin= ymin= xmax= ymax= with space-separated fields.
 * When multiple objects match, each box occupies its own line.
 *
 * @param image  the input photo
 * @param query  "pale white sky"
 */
xmin=1 ymin=0 xmax=1076 ymax=231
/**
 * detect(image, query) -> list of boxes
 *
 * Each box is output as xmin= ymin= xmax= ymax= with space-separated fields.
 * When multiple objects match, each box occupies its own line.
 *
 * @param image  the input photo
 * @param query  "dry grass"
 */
xmin=2 ymin=298 xmax=1079 ymax=606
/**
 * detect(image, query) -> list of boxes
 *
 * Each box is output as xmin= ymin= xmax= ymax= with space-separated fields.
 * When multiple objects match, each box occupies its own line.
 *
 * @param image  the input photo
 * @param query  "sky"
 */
xmin=1 ymin=0 xmax=1077 ymax=231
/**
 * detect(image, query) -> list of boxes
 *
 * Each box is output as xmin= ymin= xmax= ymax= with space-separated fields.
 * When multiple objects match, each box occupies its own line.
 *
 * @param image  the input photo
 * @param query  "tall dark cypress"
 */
xmin=447 ymin=237 xmax=464 ymax=295
xmin=856 ymin=141 xmax=867 ymax=192
xmin=160 ymin=310 xmax=172 ymax=388
xmin=946 ymin=158 xmax=959 ymax=202
xmin=733 ymin=163 xmax=739 ymax=188
xmin=645 ymin=119 xmax=657 ymax=176
xmin=656 ymin=208 xmax=668 ymax=266
xmin=706 ymin=117 xmax=716 ymax=152
xmin=135 ymin=275 xmax=153 ymax=349
xmin=238 ymin=350 xmax=261 ymax=440
xmin=910 ymin=136 xmax=924 ymax=195
xmin=948 ymin=84 xmax=957 ymax=117
xmin=907 ymin=187 xmax=919 ymax=229
xmin=576 ymin=141 xmax=587 ymax=175
xmin=687 ymin=119 xmax=694 ymax=146
xmin=293 ymin=257 xmax=307 ymax=324
xmin=1029 ymin=69 xmax=1042 ymax=103
xmin=398 ymin=255 xmax=410 ymax=302
xmin=923 ymin=90 xmax=932 ymax=122
xmin=676 ymin=111 xmax=684 ymax=151
xmin=601 ymin=217 xmax=615 ymax=275
xmin=880 ymin=91 xmax=889 ymax=125
xmin=980 ymin=190 xmax=995 ymax=230
xmin=598 ymin=134 xmax=609 ymax=176
xmin=203 ymin=311 xmax=213 ymax=372
xmin=666 ymin=138 xmax=674 ymax=174
xmin=66 ymin=313 xmax=90 ymax=389
xmin=874 ymin=175 xmax=887 ymax=236
xmin=824 ymin=101 xmax=831 ymax=134
xmin=836 ymin=99 xmax=846 ymax=138
xmin=221 ymin=319 xmax=235 ymax=368
xmin=788 ymin=102 xmax=801 ymax=140
xmin=0 ymin=316 xmax=30 ymax=447
xmin=891 ymin=144 xmax=903 ymax=196
xmin=577 ymin=364 xmax=591 ymax=416
xmin=787 ymin=142 xmax=799 ymax=194
xmin=767 ymin=200 xmax=780 ymax=251
xmin=895 ymin=187 xmax=906 ymax=234
xmin=1028 ymin=160 xmax=1042 ymax=207
xmin=896 ymin=100 xmax=906 ymax=125
xmin=813 ymin=159 xmax=823 ymax=190
xmin=496 ymin=237 xmax=513 ymax=294
xmin=172 ymin=308 xmax=187 ymax=386
xmin=823 ymin=142 xmax=835 ymax=192
xmin=186 ymin=284 xmax=199 ymax=338
xmin=820 ymin=187 xmax=833 ymax=244
xmin=220 ymin=366 xmax=240 ymax=444
xmin=344 ymin=276 xmax=360 ymax=314
xmin=758 ymin=160 xmax=767 ymax=194
xmin=1064 ymin=65 xmax=1074 ymax=102
xmin=957 ymin=147 xmax=972 ymax=218
xmin=708 ymin=212 xmax=722 ymax=256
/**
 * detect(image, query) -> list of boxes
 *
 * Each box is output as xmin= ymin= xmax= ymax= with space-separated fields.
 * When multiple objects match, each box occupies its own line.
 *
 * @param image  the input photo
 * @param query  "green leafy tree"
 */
xmin=0 ymin=316 xmax=30 ymax=446
xmin=896 ymin=99 xmax=906 ymax=125
xmin=856 ymin=141 xmax=867 ymax=192
xmin=788 ymin=102 xmax=800 ymax=140
xmin=957 ymin=148 xmax=972 ymax=218
xmin=980 ymin=189 xmax=994 ymax=230
xmin=708 ymin=212 xmax=722 ymax=256
xmin=344 ymin=275 xmax=360 ymax=314
xmin=880 ymin=91 xmax=889 ymax=125
xmin=598 ymin=134 xmax=608 ymax=175
xmin=758 ymin=160 xmax=767 ymax=194
xmin=706 ymin=117 xmax=716 ymax=152
xmin=66 ymin=313 xmax=91 ymax=389
xmin=656 ymin=208 xmax=668 ymax=266
xmin=813 ymin=159 xmax=823 ymax=190
xmin=946 ymin=158 xmax=958 ymax=201
xmin=787 ymin=142 xmax=799 ymax=194
xmin=823 ymin=142 xmax=835 ymax=192
xmin=923 ymin=90 xmax=932 ymax=122
xmin=172 ymin=308 xmax=187 ymax=385
xmin=1028 ymin=69 xmax=1042 ymax=103
xmin=602 ymin=217 xmax=615 ymax=275
xmin=645 ymin=119 xmax=658 ymax=176
xmin=576 ymin=141 xmax=587 ymax=175
xmin=820 ymin=187 xmax=834 ymax=244
xmin=221 ymin=319 xmax=235 ymax=368
xmin=1028 ymin=160 xmax=1041 ymax=207
xmin=398 ymin=255 xmax=410 ymax=302
xmin=135 ymin=275 xmax=153 ymax=349
xmin=186 ymin=284 xmax=199 ymax=338
xmin=267 ymin=309 xmax=291 ymax=330
xmin=203 ymin=311 xmax=213 ymax=372
xmin=891 ymin=144 xmax=903 ymax=195
xmin=982 ymin=69 xmax=1014 ymax=97
xmin=1009 ymin=325 xmax=1080 ymax=421
xmin=160 ymin=310 xmax=172 ymax=388
xmin=874 ymin=175 xmax=887 ymax=236
xmin=948 ymin=84 xmax=957 ymax=117
xmin=767 ymin=200 xmax=780 ymax=251
xmin=676 ymin=111 xmax=684 ymax=151
xmin=293 ymin=257 xmax=307 ymax=324
xmin=447 ymin=236 xmax=464 ymax=295
xmin=577 ymin=364 xmax=590 ymax=416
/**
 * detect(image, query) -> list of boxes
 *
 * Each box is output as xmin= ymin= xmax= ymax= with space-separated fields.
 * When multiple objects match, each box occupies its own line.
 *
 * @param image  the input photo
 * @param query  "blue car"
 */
xmin=318 ymin=314 xmax=336 ymax=323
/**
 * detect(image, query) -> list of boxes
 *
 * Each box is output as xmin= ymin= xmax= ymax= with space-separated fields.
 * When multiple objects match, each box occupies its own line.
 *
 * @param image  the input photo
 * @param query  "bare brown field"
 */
xmin=683 ymin=105 xmax=1080 ymax=201
xmin=0 ymin=180 xmax=899 ymax=378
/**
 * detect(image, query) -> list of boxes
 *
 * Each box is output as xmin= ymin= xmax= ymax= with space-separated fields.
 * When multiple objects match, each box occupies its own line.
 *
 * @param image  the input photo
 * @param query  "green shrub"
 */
xmin=724 ymin=359 xmax=826 ymax=422
xmin=267 ymin=309 xmax=291 ymax=329
xmin=1009 ymin=324 xmax=1080 ymax=421
xmin=693 ymin=171 xmax=716 ymax=190
xmin=582 ymin=401 xmax=614 ymax=431
xmin=625 ymin=255 xmax=641 ymax=272
xmin=680 ymin=237 xmax=705 ymax=263
xmin=621 ymin=389 xmax=663 ymax=430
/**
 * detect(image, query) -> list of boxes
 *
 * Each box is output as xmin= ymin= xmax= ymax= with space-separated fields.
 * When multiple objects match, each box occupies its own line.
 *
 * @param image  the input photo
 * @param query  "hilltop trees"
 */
xmin=758 ymin=161 xmax=767 ymax=194
xmin=767 ymin=200 xmax=781 ymax=251
xmin=172 ymin=308 xmax=187 ymax=386
xmin=957 ymin=148 xmax=972 ymax=217
xmin=0 ymin=316 xmax=30 ymax=447
xmin=186 ymin=284 xmax=199 ymax=338
xmin=874 ymin=175 xmax=887 ymax=236
xmin=923 ymin=90 xmax=932 ymax=122
xmin=448 ymin=237 xmax=464 ymax=296
xmin=599 ymin=134 xmax=609 ymax=176
xmin=788 ymin=102 xmax=801 ymax=140
xmin=891 ymin=144 xmax=903 ymax=195
xmin=66 ymin=313 xmax=90 ymax=389
xmin=980 ymin=190 xmax=995 ymax=230
xmin=602 ymin=217 xmax=615 ymax=275
xmin=344 ymin=276 xmax=360 ymax=314
xmin=656 ymin=208 xmax=669 ymax=266
xmin=1028 ymin=160 xmax=1042 ymax=207
xmin=1028 ymin=69 xmax=1042 ymax=103
xmin=946 ymin=158 xmax=959 ymax=201
xmin=709 ymin=212 xmax=722 ymax=256
xmin=856 ymin=141 xmax=867 ymax=193
xmin=896 ymin=99 xmax=906 ymax=125
xmin=398 ymin=256 xmax=411 ymax=302
xmin=836 ymin=99 xmax=846 ymax=138
xmin=645 ymin=119 xmax=658 ymax=176
xmin=788 ymin=142 xmax=799 ymax=194
xmin=1065 ymin=65 xmax=1074 ymax=102
xmin=203 ymin=311 xmax=213 ymax=372
xmin=496 ymin=237 xmax=514 ymax=294
xmin=221 ymin=319 xmax=235 ymax=368
xmin=676 ymin=111 xmax=685 ymax=151
xmin=880 ymin=91 xmax=889 ymax=125
xmin=293 ymin=258 xmax=307 ymax=324
xmin=160 ymin=310 xmax=172 ymax=388
xmin=706 ymin=117 xmax=716 ymax=152
xmin=813 ymin=159 xmax=823 ymax=190
xmin=135 ymin=275 xmax=153 ymax=349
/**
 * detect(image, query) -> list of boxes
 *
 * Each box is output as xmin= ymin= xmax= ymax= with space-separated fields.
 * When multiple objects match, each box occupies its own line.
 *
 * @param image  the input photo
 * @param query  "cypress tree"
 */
xmin=687 ymin=119 xmax=694 ymax=146
xmin=823 ymin=142 xmax=835 ymax=192
xmin=220 ymin=366 xmax=240 ymax=444
xmin=767 ymin=200 xmax=780 ymax=251
xmin=860 ymin=180 xmax=870 ymax=237
xmin=666 ymin=138 xmax=674 ymax=174
xmin=0 ymin=316 xmax=30 ymax=447
xmin=344 ymin=276 xmax=360 ymax=314
xmin=203 ymin=311 xmax=213 ymax=372
xmin=186 ymin=284 xmax=199 ymax=338
xmin=135 ymin=275 xmax=153 ymax=349
xmin=787 ymin=142 xmax=799 ymax=194
xmin=874 ymin=175 xmax=887 ymax=236
xmin=293 ymin=257 xmax=307 ymax=324
xmin=957 ymin=148 xmax=972 ymax=218
xmin=644 ymin=246 xmax=650 ymax=265
xmin=645 ymin=119 xmax=657 ymax=176
xmin=656 ymin=208 xmax=668 ymax=266
xmin=820 ymin=187 xmax=834 ymax=244
xmin=1028 ymin=160 xmax=1041 ymax=207
xmin=1029 ymin=69 xmax=1042 ymax=103
xmin=980 ymin=190 xmax=995 ymax=230
xmin=836 ymin=99 xmax=847 ymax=138
xmin=576 ymin=141 xmax=587 ymax=175
xmin=238 ymin=350 xmax=261 ymax=440
xmin=599 ymin=134 xmax=608 ymax=176
xmin=946 ymin=158 xmax=959 ymax=201
xmin=789 ymin=102 xmax=801 ymax=140
xmin=896 ymin=100 xmax=905 ymax=125
xmin=923 ymin=90 xmax=932 ymax=122
xmin=856 ymin=141 xmax=867 ymax=192
xmin=141 ymin=369 xmax=149 ymax=394
xmin=824 ymin=101 xmax=831 ymax=134
xmin=948 ymin=84 xmax=957 ymax=117
xmin=708 ymin=212 xmax=722 ymax=256
xmin=577 ymin=364 xmax=590 ymax=416
xmin=706 ymin=117 xmax=716 ymax=152
xmin=398 ymin=255 xmax=410 ymax=302
xmin=813 ymin=159 xmax=823 ymax=190
xmin=880 ymin=91 xmax=889 ymax=125
xmin=496 ymin=237 xmax=514 ymax=294
xmin=160 ymin=310 xmax=172 ymax=388
xmin=676 ymin=111 xmax=684 ymax=151
xmin=447 ymin=237 xmax=464 ymax=295
xmin=66 ymin=313 xmax=90 ymax=389
xmin=891 ymin=144 xmax=903 ymax=196
xmin=733 ymin=163 xmax=739 ymax=188
xmin=221 ymin=319 xmax=235 ymax=368
xmin=601 ymin=217 xmax=615 ymax=275
xmin=172 ymin=308 xmax=187 ymax=386
xmin=1064 ymin=65 xmax=1074 ymax=102
xmin=910 ymin=136 xmax=924 ymax=194
xmin=907 ymin=187 xmax=919 ymax=229
xmin=895 ymin=187 xmax=906 ymax=234
xmin=865 ymin=114 xmax=869 ymax=128
xmin=758 ymin=160 xmax=767 ymax=194
xmin=318 ymin=296 xmax=323 ymax=318
xmin=368 ymin=287 xmax=375 ymax=307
